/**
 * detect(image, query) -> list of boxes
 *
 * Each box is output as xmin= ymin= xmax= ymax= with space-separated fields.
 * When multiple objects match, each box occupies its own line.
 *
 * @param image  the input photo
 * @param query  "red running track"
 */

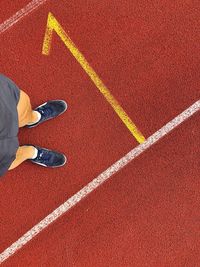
xmin=3 ymin=112 xmax=200 ymax=267
xmin=0 ymin=0 xmax=200 ymax=266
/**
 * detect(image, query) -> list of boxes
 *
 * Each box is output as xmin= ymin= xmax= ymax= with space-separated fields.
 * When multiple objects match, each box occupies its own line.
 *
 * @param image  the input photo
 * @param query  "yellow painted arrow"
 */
xmin=42 ymin=12 xmax=145 ymax=143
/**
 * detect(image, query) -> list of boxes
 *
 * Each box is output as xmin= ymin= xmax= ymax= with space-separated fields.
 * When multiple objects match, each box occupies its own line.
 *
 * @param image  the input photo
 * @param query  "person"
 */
xmin=0 ymin=73 xmax=67 ymax=177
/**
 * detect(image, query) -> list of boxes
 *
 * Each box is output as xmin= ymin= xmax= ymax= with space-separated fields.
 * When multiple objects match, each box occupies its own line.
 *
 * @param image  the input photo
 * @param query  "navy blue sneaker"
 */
xmin=30 ymin=146 xmax=67 ymax=168
xmin=27 ymin=100 xmax=67 ymax=128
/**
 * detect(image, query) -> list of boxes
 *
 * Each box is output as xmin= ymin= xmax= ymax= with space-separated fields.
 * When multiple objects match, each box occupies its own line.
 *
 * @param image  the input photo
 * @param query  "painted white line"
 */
xmin=0 ymin=0 xmax=48 ymax=34
xmin=0 ymin=100 xmax=199 ymax=264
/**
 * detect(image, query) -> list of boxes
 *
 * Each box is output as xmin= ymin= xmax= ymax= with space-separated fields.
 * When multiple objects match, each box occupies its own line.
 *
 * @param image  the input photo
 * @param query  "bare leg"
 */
xmin=9 ymin=146 xmax=36 ymax=170
xmin=9 ymin=90 xmax=39 ymax=170
xmin=17 ymin=90 xmax=39 ymax=128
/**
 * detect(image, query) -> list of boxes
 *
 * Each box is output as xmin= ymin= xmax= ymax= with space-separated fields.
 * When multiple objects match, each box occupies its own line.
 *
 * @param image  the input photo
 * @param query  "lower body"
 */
xmin=9 ymin=90 xmax=41 ymax=169
xmin=0 ymin=74 xmax=67 ymax=176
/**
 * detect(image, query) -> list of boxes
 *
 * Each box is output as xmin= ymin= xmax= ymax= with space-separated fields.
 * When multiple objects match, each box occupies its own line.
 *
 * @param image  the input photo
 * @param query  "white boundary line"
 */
xmin=0 ymin=100 xmax=199 ymax=264
xmin=0 ymin=0 xmax=48 ymax=34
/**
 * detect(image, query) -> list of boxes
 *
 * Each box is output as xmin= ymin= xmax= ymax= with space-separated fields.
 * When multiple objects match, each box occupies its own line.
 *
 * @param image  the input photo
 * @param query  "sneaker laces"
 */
xmin=37 ymin=150 xmax=52 ymax=162
xmin=38 ymin=106 xmax=53 ymax=118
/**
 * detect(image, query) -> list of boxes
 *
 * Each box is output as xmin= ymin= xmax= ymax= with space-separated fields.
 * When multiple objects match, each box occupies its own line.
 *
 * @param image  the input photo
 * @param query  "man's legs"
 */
xmin=9 ymin=90 xmax=67 ymax=171
xmin=9 ymin=90 xmax=38 ymax=170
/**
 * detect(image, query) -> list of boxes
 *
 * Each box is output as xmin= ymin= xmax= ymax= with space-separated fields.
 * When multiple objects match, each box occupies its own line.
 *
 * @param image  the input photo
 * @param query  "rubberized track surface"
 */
xmin=0 ymin=1 xmax=199 ymax=266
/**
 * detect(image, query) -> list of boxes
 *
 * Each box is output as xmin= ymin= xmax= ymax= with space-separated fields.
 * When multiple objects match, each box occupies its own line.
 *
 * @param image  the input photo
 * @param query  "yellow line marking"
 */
xmin=42 ymin=12 xmax=145 ymax=143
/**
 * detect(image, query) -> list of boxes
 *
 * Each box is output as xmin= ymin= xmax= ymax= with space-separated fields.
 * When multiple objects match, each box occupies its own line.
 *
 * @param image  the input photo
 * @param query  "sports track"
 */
xmin=0 ymin=1 xmax=200 ymax=266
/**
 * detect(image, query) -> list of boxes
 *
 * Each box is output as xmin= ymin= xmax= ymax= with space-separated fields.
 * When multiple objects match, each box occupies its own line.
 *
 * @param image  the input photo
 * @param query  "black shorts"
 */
xmin=0 ymin=74 xmax=20 ymax=177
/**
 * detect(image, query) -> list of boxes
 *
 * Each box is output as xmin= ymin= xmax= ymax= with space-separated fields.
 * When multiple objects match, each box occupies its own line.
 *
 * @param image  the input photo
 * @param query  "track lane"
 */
xmin=2 ymin=111 xmax=200 ymax=266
